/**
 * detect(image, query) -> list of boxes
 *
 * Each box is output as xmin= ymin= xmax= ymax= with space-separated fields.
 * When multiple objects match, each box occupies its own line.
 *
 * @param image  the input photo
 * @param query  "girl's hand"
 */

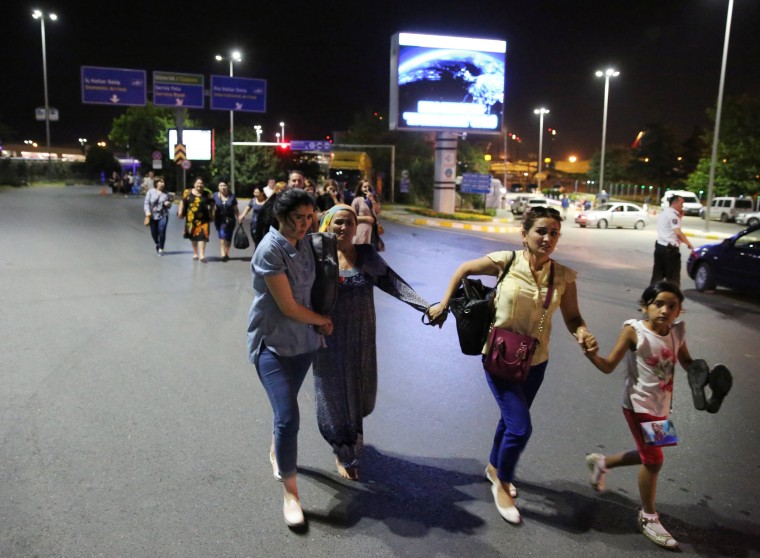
xmin=577 ymin=330 xmax=598 ymax=355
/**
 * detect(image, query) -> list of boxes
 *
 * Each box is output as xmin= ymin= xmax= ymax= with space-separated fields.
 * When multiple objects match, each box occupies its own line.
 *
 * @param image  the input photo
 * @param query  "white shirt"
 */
xmin=656 ymin=206 xmax=681 ymax=246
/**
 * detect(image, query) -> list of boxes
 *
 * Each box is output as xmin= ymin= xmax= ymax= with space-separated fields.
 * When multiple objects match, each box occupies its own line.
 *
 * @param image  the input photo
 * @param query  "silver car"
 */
xmin=575 ymin=202 xmax=649 ymax=229
xmin=735 ymin=211 xmax=760 ymax=227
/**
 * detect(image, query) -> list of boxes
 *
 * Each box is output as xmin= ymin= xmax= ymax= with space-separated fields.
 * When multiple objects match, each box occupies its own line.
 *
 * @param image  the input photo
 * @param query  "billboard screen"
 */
xmin=168 ymin=129 xmax=213 ymax=161
xmin=390 ymin=33 xmax=506 ymax=134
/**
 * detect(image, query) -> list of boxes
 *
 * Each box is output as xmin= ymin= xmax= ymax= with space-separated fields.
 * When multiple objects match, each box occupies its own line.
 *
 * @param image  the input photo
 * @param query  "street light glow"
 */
xmin=595 ymin=67 xmax=620 ymax=192
xmin=533 ymin=108 xmax=550 ymax=190
xmin=215 ymin=51 xmax=243 ymax=193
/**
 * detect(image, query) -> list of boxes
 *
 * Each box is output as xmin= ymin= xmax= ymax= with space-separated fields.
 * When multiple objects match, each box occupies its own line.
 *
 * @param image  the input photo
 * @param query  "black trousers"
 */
xmin=650 ymin=242 xmax=681 ymax=287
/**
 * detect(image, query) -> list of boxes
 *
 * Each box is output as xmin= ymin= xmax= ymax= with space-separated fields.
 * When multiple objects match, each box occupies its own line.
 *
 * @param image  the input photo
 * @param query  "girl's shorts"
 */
xmin=622 ymin=407 xmax=666 ymax=466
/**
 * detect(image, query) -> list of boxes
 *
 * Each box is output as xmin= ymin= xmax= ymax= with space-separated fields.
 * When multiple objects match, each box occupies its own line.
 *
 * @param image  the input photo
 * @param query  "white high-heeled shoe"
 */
xmin=491 ymin=483 xmax=521 ymax=525
xmin=283 ymin=492 xmax=304 ymax=527
xmin=485 ymin=465 xmax=518 ymax=498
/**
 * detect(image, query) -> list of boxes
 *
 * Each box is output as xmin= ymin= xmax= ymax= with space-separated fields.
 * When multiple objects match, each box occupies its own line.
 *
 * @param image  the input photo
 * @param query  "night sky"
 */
xmin=3 ymin=0 xmax=759 ymax=160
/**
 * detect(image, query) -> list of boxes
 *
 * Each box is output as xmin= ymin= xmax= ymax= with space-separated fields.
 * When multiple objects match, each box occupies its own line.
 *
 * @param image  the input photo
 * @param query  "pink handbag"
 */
xmin=484 ymin=262 xmax=554 ymax=382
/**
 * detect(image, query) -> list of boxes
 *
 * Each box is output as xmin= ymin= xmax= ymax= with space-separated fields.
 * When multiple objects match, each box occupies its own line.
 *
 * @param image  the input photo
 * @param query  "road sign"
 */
xmin=81 ymin=66 xmax=147 ymax=106
xmin=174 ymin=144 xmax=186 ymax=163
xmin=181 ymin=160 xmax=192 ymax=170
xmin=153 ymin=71 xmax=204 ymax=109
xmin=289 ymin=140 xmax=332 ymax=152
xmin=210 ymin=75 xmax=266 ymax=112
xmin=400 ymin=178 xmax=410 ymax=193
xmin=35 ymin=107 xmax=58 ymax=121
xmin=152 ymin=150 xmax=162 ymax=160
xmin=460 ymin=173 xmax=492 ymax=194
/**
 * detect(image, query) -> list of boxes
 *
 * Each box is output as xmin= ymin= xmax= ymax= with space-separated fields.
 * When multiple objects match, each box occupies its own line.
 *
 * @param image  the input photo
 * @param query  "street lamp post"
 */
xmin=705 ymin=0 xmax=735 ymax=232
xmin=595 ymin=68 xmax=619 ymax=194
xmin=275 ymin=132 xmax=280 ymax=144
xmin=533 ymin=108 xmax=549 ymax=191
xmin=215 ymin=50 xmax=241 ymax=193
xmin=280 ymin=121 xmax=285 ymax=143
xmin=32 ymin=10 xmax=57 ymax=176
xmin=254 ymin=125 xmax=262 ymax=143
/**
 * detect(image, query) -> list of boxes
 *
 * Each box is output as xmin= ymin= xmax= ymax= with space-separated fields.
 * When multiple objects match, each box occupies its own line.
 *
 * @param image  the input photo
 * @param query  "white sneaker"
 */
xmin=585 ymin=453 xmax=607 ymax=492
xmin=639 ymin=511 xmax=678 ymax=549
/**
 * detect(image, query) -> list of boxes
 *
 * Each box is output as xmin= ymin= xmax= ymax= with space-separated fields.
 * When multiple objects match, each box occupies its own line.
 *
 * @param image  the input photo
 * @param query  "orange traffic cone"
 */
xmin=100 ymin=185 xmax=107 ymax=195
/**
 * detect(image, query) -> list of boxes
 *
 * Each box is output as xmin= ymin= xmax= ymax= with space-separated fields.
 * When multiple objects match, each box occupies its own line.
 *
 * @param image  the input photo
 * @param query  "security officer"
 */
xmin=650 ymin=195 xmax=694 ymax=287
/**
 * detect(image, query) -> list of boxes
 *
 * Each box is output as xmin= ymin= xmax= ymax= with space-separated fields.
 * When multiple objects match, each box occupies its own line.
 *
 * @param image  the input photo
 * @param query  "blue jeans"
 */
xmin=149 ymin=216 xmax=168 ymax=250
xmin=255 ymin=347 xmax=314 ymax=478
xmin=485 ymin=360 xmax=549 ymax=483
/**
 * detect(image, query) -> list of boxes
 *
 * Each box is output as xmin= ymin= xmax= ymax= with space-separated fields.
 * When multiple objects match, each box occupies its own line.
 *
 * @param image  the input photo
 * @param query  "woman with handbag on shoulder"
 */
xmin=427 ymin=206 xmax=597 ymax=525
xmin=212 ymin=181 xmax=239 ymax=261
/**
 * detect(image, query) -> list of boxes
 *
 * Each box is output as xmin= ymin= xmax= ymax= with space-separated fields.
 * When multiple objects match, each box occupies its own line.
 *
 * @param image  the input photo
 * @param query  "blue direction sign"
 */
xmin=210 ymin=76 xmax=266 ymax=112
xmin=460 ymin=173 xmax=492 ymax=194
xmin=153 ymin=71 xmax=204 ymax=109
xmin=81 ymin=66 xmax=147 ymax=106
xmin=290 ymin=140 xmax=332 ymax=152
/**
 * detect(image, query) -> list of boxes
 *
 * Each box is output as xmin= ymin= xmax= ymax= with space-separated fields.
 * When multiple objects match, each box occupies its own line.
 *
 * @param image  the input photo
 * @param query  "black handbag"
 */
xmin=233 ymin=223 xmax=250 ymax=249
xmin=448 ymin=252 xmax=516 ymax=355
xmin=308 ymin=232 xmax=339 ymax=315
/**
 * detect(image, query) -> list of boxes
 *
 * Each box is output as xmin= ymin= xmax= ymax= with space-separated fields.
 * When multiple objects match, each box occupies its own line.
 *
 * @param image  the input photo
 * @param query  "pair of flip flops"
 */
xmin=686 ymin=359 xmax=733 ymax=413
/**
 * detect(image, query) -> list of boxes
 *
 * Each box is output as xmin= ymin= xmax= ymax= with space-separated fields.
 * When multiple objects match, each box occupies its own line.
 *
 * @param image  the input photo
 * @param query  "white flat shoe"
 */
xmin=283 ymin=492 xmax=304 ymax=527
xmin=485 ymin=466 xmax=518 ymax=498
xmin=491 ymin=483 xmax=521 ymax=525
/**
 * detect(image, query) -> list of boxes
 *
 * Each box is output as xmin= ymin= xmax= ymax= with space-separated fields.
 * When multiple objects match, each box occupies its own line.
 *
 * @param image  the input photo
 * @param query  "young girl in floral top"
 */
xmin=581 ymin=281 xmax=694 ymax=550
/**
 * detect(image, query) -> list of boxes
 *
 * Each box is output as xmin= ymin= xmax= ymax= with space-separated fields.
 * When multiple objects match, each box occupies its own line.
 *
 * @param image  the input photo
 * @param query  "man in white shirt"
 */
xmin=650 ymin=196 xmax=694 ymax=286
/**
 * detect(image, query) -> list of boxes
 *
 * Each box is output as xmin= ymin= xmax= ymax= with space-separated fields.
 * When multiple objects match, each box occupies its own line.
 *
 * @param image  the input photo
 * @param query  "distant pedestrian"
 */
xmin=650 ymin=195 xmax=694 ymax=287
xmin=177 ymin=178 xmax=213 ymax=262
xmin=143 ymin=177 xmax=172 ymax=255
xmin=213 ymin=181 xmax=239 ymax=261
xmin=351 ymin=180 xmax=383 ymax=251
xmin=238 ymin=186 xmax=268 ymax=245
xmin=561 ymin=195 xmax=570 ymax=220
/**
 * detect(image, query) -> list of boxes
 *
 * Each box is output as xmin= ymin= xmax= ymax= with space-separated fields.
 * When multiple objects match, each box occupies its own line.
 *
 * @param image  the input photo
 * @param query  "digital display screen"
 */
xmin=390 ymin=33 xmax=506 ymax=134
xmin=168 ymin=129 xmax=212 ymax=161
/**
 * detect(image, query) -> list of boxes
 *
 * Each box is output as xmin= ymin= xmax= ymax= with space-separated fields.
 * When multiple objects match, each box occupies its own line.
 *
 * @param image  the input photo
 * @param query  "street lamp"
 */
xmin=32 ymin=9 xmax=57 ymax=174
xmin=533 ymin=108 xmax=549 ymax=191
xmin=280 ymin=121 xmax=285 ymax=142
xmin=705 ymin=0 xmax=734 ymax=231
xmin=276 ymin=132 xmax=280 ymax=144
xmin=595 ymin=68 xmax=620 ymax=194
xmin=215 ymin=50 xmax=242 ymax=193
xmin=254 ymin=125 xmax=262 ymax=143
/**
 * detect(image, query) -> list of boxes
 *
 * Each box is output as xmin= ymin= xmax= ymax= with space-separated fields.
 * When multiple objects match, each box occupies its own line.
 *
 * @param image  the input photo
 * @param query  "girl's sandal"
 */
xmin=706 ymin=364 xmax=733 ymax=414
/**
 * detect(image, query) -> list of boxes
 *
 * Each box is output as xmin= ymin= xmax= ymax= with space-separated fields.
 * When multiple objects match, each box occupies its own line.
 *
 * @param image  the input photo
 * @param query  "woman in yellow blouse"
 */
xmin=428 ymin=206 xmax=597 ymax=525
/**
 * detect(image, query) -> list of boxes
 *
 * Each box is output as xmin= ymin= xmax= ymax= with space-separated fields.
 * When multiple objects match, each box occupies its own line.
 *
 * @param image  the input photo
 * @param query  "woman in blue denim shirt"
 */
xmin=247 ymin=188 xmax=333 ymax=527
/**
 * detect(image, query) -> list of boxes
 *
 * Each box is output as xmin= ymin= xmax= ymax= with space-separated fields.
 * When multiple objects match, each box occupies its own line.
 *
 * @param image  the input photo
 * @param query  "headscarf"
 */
xmin=319 ymin=204 xmax=355 ymax=232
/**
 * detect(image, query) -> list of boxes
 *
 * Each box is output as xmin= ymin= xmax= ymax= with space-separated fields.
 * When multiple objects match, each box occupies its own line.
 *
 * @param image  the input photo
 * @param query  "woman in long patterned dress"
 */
xmin=177 ymin=178 xmax=213 ymax=262
xmin=313 ymin=205 xmax=429 ymax=480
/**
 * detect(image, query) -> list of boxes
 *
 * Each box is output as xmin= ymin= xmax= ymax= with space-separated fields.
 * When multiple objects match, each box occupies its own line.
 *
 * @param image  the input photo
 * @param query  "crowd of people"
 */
xmin=141 ymin=178 xmax=728 ymax=548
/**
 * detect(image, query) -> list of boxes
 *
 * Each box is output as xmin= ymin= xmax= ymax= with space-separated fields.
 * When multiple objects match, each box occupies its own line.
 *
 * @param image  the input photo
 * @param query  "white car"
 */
xmin=575 ymin=202 xmax=649 ymax=229
xmin=735 ymin=211 xmax=760 ymax=227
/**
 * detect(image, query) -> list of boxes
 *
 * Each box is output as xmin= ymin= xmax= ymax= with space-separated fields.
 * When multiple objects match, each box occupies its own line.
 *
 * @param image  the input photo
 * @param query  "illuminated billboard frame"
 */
xmin=168 ymin=129 xmax=213 ymax=161
xmin=390 ymin=32 xmax=506 ymax=134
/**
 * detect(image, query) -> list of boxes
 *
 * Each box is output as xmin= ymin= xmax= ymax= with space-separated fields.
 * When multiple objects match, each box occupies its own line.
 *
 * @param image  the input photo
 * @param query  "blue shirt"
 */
xmin=247 ymin=226 xmax=322 ymax=364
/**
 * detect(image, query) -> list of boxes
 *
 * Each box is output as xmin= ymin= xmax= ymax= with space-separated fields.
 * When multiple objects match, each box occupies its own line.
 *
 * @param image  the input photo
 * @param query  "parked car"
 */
xmin=660 ymin=190 xmax=703 ymax=216
xmin=575 ymin=202 xmax=649 ymax=229
xmin=735 ymin=211 xmax=760 ymax=228
xmin=701 ymin=196 xmax=753 ymax=222
xmin=687 ymin=224 xmax=760 ymax=292
xmin=510 ymin=195 xmax=535 ymax=215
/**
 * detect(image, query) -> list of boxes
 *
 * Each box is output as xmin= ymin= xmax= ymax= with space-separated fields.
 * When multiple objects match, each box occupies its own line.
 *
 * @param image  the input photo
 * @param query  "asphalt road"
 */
xmin=1 ymin=186 xmax=758 ymax=558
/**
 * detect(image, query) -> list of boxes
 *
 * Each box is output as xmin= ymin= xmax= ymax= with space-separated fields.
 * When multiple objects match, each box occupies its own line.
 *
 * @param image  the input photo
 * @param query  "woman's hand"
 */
xmin=316 ymin=319 xmax=333 ymax=336
xmin=426 ymin=303 xmax=449 ymax=328
xmin=575 ymin=328 xmax=598 ymax=355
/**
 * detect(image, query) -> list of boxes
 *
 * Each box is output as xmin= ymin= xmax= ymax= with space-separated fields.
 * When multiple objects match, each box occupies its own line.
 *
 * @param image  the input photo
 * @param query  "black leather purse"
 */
xmin=448 ymin=252 xmax=515 ymax=355
xmin=308 ymin=232 xmax=339 ymax=315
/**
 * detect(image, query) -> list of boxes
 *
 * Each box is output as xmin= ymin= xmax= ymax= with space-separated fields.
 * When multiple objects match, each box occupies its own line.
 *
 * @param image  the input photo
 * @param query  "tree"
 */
xmin=687 ymin=94 xmax=760 ymax=198
xmin=587 ymin=145 xmax=633 ymax=185
xmin=84 ymin=145 xmax=120 ymax=180
xmin=109 ymin=103 xmax=198 ymax=170
xmin=210 ymin=126 xmax=284 ymax=196
xmin=628 ymin=123 xmax=678 ymax=188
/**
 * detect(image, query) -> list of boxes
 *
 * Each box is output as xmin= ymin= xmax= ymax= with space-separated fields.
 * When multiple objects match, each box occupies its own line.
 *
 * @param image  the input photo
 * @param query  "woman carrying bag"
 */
xmin=427 ymin=206 xmax=597 ymax=525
